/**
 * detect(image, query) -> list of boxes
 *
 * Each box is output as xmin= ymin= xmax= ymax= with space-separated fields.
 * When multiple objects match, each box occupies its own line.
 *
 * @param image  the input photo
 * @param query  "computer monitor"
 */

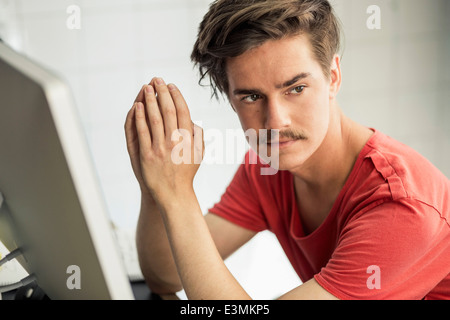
xmin=0 ymin=41 xmax=134 ymax=299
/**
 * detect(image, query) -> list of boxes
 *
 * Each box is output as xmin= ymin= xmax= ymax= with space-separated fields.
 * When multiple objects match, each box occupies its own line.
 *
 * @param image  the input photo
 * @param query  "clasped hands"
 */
xmin=125 ymin=78 xmax=204 ymax=207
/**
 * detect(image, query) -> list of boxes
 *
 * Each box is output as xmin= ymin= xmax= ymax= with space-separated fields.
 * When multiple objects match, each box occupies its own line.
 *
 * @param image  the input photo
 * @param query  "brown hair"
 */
xmin=191 ymin=0 xmax=342 ymax=99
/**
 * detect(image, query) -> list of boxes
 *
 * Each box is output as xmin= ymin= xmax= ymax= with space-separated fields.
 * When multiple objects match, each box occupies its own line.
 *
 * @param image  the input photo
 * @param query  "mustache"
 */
xmin=258 ymin=129 xmax=308 ymax=144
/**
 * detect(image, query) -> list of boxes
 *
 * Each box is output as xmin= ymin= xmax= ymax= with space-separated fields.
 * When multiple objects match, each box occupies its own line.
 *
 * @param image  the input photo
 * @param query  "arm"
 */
xmin=135 ymin=196 xmax=256 ymax=295
xmin=135 ymin=192 xmax=182 ymax=294
xmin=125 ymin=80 xmax=256 ymax=295
xmin=126 ymin=78 xmax=338 ymax=300
xmin=163 ymin=196 xmax=337 ymax=300
xmin=204 ymin=213 xmax=256 ymax=261
xmin=127 ymin=78 xmax=254 ymax=299
xmin=125 ymin=82 xmax=181 ymax=294
xmin=278 ymin=278 xmax=338 ymax=300
xmin=161 ymin=195 xmax=252 ymax=300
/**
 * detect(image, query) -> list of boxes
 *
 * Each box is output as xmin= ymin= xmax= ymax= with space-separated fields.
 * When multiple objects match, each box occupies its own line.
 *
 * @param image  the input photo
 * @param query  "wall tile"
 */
xmin=82 ymin=10 xmax=139 ymax=69
xmin=395 ymin=36 xmax=441 ymax=92
xmin=396 ymin=90 xmax=440 ymax=137
xmin=341 ymin=38 xmax=394 ymax=95
xmin=17 ymin=14 xmax=84 ymax=71
xmin=395 ymin=0 xmax=447 ymax=37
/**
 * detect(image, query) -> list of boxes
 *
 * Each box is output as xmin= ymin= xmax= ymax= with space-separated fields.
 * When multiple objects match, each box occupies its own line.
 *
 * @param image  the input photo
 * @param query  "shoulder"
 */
xmin=352 ymin=130 xmax=449 ymax=222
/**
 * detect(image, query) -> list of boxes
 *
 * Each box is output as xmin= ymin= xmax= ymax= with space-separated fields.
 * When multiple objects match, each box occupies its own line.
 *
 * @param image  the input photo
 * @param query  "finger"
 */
xmin=125 ymin=103 xmax=135 ymax=133
xmin=125 ymin=105 xmax=144 ymax=177
xmin=167 ymin=83 xmax=192 ymax=135
xmin=134 ymin=78 xmax=158 ymax=103
xmin=154 ymin=78 xmax=178 ymax=140
xmin=134 ymin=102 xmax=152 ymax=152
xmin=144 ymin=84 xmax=165 ymax=146
xmin=124 ymin=104 xmax=137 ymax=152
xmin=134 ymin=85 xmax=146 ymax=103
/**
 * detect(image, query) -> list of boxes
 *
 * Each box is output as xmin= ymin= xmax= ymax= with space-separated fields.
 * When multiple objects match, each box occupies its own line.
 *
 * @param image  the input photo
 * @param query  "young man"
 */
xmin=124 ymin=0 xmax=450 ymax=300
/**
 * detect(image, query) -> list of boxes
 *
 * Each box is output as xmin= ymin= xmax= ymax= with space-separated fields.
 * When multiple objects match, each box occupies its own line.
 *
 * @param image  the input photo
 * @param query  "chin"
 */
xmin=277 ymin=155 xmax=309 ymax=172
xmin=258 ymin=143 xmax=313 ymax=173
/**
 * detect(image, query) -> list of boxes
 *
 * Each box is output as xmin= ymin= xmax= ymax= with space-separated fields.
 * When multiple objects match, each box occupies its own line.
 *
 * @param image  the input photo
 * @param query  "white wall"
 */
xmin=0 ymin=0 xmax=448 ymax=300
xmin=333 ymin=0 xmax=450 ymax=176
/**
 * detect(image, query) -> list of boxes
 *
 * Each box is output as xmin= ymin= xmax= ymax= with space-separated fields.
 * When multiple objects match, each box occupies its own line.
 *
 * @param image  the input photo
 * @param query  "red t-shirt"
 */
xmin=209 ymin=129 xmax=450 ymax=300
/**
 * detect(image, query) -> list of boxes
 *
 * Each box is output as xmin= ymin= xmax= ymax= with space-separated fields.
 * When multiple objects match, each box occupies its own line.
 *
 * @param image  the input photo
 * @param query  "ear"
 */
xmin=329 ymin=54 xmax=342 ymax=100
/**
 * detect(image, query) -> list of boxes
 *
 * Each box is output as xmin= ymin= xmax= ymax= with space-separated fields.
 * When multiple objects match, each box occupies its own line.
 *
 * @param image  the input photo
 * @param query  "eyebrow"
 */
xmin=276 ymin=72 xmax=311 ymax=89
xmin=232 ymin=72 xmax=311 ymax=96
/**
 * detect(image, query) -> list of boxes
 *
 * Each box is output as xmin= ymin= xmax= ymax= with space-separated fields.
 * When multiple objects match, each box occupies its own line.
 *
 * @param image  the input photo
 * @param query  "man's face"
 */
xmin=226 ymin=35 xmax=334 ymax=171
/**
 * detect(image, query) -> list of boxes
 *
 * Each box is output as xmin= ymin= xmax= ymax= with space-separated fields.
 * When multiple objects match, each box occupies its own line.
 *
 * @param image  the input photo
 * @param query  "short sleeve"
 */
xmin=315 ymin=199 xmax=450 ymax=300
xmin=209 ymin=159 xmax=269 ymax=233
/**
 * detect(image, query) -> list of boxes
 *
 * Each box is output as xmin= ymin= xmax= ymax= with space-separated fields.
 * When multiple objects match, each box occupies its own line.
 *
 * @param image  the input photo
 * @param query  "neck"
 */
xmin=290 ymin=103 xmax=372 ymax=199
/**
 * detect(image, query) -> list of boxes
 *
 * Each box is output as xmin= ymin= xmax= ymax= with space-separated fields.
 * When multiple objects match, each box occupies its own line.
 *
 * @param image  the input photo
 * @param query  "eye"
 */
xmin=241 ymin=94 xmax=262 ymax=103
xmin=288 ymin=85 xmax=305 ymax=95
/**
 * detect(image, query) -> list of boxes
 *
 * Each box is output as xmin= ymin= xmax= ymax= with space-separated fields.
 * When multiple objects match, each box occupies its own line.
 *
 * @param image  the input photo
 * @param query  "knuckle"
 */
xmin=176 ymin=107 xmax=188 ymax=117
xmin=140 ymin=150 xmax=154 ymax=162
xmin=136 ymin=112 xmax=146 ymax=121
xmin=149 ymin=117 xmax=162 ymax=127
xmin=145 ymin=92 xmax=156 ymax=102
xmin=167 ymin=138 xmax=179 ymax=149
xmin=165 ymin=106 xmax=177 ymax=116
xmin=153 ymin=144 xmax=166 ymax=157
xmin=156 ymin=84 xmax=168 ymax=94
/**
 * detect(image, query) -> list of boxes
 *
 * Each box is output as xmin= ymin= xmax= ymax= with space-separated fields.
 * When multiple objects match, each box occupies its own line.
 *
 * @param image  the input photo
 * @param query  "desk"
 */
xmin=1 ymin=280 xmax=169 ymax=300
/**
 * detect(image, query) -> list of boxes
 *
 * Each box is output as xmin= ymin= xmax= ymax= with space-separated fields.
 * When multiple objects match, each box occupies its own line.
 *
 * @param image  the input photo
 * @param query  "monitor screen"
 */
xmin=0 ymin=41 xmax=134 ymax=299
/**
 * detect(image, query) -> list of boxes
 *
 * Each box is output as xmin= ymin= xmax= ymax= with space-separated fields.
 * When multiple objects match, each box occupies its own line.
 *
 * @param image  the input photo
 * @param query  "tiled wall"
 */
xmin=1 ymin=0 xmax=448 ymax=299
xmin=333 ymin=0 xmax=450 ymax=176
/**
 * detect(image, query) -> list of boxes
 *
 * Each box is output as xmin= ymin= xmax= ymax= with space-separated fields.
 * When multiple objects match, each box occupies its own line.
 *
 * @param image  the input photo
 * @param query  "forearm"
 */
xmin=136 ymin=192 xmax=182 ymax=294
xmin=159 ymin=189 xmax=251 ymax=300
xmin=127 ymin=80 xmax=248 ymax=299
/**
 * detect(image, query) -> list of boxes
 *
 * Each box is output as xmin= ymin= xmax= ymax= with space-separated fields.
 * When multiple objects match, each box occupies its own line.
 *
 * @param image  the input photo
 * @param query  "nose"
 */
xmin=264 ymin=97 xmax=291 ymax=130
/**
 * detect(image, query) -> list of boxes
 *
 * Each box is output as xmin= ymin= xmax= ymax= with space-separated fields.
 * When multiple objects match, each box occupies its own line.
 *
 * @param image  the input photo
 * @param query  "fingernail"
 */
xmin=168 ymin=83 xmax=176 ymax=91
xmin=156 ymin=77 xmax=165 ymax=85
xmin=146 ymin=85 xmax=153 ymax=93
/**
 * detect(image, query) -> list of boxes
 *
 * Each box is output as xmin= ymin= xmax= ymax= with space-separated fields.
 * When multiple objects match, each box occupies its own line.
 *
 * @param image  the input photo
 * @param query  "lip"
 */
xmin=267 ymin=139 xmax=297 ymax=149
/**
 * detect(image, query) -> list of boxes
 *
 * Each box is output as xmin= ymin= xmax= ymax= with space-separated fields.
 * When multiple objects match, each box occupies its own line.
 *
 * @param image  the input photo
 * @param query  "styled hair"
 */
xmin=191 ymin=0 xmax=342 ymax=99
